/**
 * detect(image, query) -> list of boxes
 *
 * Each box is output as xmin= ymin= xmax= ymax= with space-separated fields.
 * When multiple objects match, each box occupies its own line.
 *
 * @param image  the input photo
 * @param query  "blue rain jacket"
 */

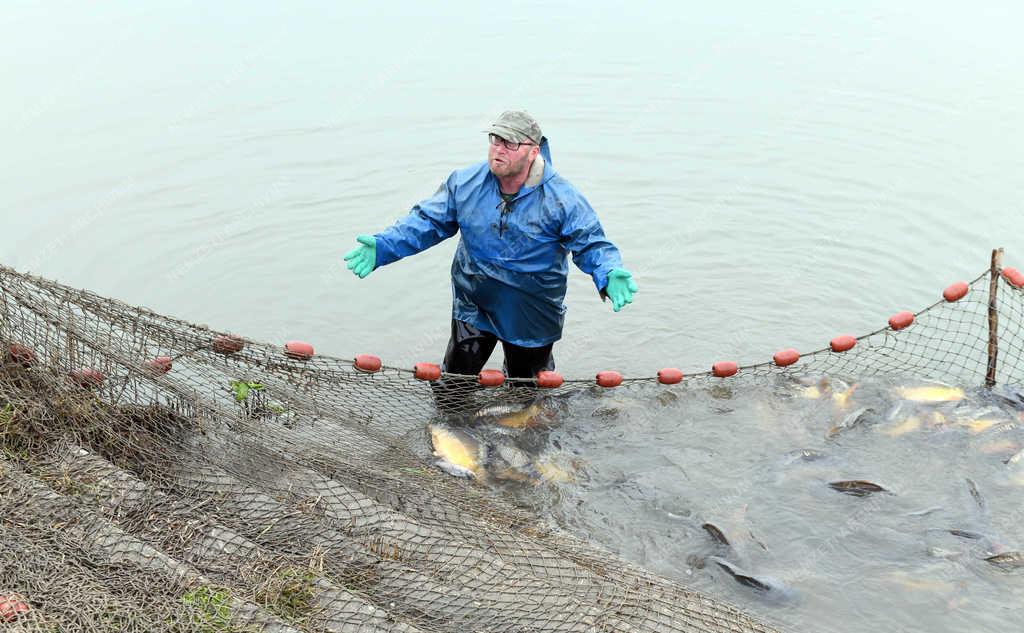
xmin=373 ymin=139 xmax=622 ymax=347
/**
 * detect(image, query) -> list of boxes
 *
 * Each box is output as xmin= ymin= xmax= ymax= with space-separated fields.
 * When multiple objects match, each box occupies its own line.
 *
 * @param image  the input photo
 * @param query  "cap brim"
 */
xmin=485 ymin=124 xmax=536 ymax=145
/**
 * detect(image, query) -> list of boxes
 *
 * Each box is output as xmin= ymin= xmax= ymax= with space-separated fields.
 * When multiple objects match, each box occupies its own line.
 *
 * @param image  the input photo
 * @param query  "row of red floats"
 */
xmin=349 ymin=277 xmax=1003 ymax=387
xmin=6 ymin=274 xmax=1021 ymax=391
xmin=3 ymin=335 xmax=319 ymax=389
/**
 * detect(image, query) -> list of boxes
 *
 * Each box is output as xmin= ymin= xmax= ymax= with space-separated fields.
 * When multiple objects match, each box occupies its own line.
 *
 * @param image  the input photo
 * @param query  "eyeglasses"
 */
xmin=488 ymin=133 xmax=534 ymax=152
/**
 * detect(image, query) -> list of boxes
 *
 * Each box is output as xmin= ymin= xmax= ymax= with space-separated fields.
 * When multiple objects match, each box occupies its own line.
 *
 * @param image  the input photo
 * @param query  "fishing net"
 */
xmin=1 ymin=255 xmax=1022 ymax=632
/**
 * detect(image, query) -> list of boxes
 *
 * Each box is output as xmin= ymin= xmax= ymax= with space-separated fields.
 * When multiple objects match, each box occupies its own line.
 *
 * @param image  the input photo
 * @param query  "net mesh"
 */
xmin=1 ymin=257 xmax=1022 ymax=632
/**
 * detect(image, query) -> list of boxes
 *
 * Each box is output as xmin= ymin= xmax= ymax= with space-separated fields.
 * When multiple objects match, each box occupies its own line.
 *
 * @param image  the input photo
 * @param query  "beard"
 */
xmin=488 ymin=153 xmax=529 ymax=179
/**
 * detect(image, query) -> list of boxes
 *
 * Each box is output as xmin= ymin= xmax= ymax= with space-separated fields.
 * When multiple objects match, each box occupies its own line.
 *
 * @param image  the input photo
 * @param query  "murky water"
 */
xmin=460 ymin=378 xmax=1024 ymax=633
xmin=4 ymin=2 xmax=1024 ymax=631
xmin=575 ymin=379 xmax=1024 ymax=633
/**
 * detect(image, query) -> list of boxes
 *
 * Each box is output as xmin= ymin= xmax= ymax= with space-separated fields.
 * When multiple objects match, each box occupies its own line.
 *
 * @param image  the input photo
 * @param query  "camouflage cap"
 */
xmin=486 ymin=110 xmax=542 ymax=145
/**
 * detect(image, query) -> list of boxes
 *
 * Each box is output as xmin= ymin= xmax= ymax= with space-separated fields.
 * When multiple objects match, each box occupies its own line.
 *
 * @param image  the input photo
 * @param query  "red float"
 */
xmin=712 ymin=361 xmax=738 ymax=378
xmin=596 ymin=370 xmax=623 ymax=387
xmin=284 ymin=341 xmax=315 ymax=361
xmin=830 ymin=335 xmax=857 ymax=353
xmin=70 ymin=368 xmax=105 ymax=388
xmin=212 ymin=334 xmax=245 ymax=354
xmin=657 ymin=368 xmax=683 ymax=384
xmin=1002 ymin=266 xmax=1024 ymax=288
xmin=144 ymin=356 xmax=173 ymax=375
xmin=353 ymin=354 xmax=382 ymax=373
xmin=6 ymin=343 xmax=36 ymax=366
xmin=943 ymin=281 xmax=969 ymax=302
xmin=888 ymin=311 xmax=915 ymax=331
xmin=479 ymin=369 xmax=505 ymax=386
xmin=536 ymin=370 xmax=564 ymax=388
xmin=414 ymin=362 xmax=441 ymax=381
xmin=773 ymin=348 xmax=800 ymax=367
xmin=0 ymin=595 xmax=30 ymax=623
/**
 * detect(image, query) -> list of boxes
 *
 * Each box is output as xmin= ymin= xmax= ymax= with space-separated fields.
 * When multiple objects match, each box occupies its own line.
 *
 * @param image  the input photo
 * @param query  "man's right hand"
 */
xmin=343 ymin=235 xmax=377 ymax=279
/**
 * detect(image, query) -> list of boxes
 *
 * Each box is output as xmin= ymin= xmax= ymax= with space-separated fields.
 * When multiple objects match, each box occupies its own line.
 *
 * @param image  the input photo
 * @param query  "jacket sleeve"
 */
xmin=559 ymin=190 xmax=622 ymax=293
xmin=373 ymin=175 xmax=459 ymax=268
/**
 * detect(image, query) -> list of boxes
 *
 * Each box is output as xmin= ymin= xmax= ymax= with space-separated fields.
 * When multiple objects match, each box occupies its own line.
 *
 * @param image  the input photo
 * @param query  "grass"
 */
xmin=256 ymin=567 xmax=318 ymax=624
xmin=180 ymin=585 xmax=251 ymax=633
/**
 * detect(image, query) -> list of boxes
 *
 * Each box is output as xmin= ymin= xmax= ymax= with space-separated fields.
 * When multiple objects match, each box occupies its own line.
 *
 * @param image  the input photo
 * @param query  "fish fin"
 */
xmin=434 ymin=459 xmax=475 ymax=478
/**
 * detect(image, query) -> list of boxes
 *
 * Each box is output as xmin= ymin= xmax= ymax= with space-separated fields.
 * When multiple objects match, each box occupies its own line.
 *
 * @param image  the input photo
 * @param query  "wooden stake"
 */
xmin=986 ymin=247 xmax=1003 ymax=387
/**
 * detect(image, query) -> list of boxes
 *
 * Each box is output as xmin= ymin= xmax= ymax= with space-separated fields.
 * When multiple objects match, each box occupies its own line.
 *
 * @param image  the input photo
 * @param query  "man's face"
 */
xmin=488 ymin=135 xmax=538 ymax=179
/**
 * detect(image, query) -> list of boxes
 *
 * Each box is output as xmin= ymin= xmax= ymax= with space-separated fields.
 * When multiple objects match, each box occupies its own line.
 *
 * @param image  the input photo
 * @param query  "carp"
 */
xmin=896 ymin=385 xmax=964 ymax=403
xmin=880 ymin=416 xmax=921 ymax=437
xmin=534 ymin=458 xmax=575 ymax=483
xmin=474 ymin=402 xmax=552 ymax=429
xmin=827 ymin=407 xmax=877 ymax=438
xmin=429 ymin=424 xmax=487 ymax=479
xmin=984 ymin=551 xmax=1024 ymax=569
xmin=708 ymin=557 xmax=793 ymax=600
xmin=702 ymin=522 xmax=730 ymax=547
xmin=828 ymin=480 xmax=888 ymax=497
xmin=965 ymin=478 xmax=986 ymax=513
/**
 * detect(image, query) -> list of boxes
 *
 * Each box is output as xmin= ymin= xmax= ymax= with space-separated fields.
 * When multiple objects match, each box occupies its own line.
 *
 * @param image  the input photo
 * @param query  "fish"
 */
xmin=832 ymin=383 xmax=858 ymax=408
xmin=590 ymin=406 xmax=621 ymax=420
xmin=495 ymin=403 xmax=548 ymax=429
xmin=709 ymin=557 xmax=771 ymax=591
xmin=488 ymin=444 xmax=536 ymax=482
xmin=748 ymin=530 xmax=769 ymax=552
xmin=984 ymin=551 xmax=1024 ymax=569
xmin=701 ymin=506 xmax=767 ymax=558
xmin=534 ymin=459 xmax=574 ymax=483
xmin=796 ymin=375 xmax=833 ymax=399
xmin=965 ymin=478 xmax=987 ymax=513
xmin=828 ymin=480 xmax=888 ymax=497
xmin=880 ymin=416 xmax=921 ymax=437
xmin=797 ymin=377 xmax=856 ymax=404
xmin=1005 ymin=449 xmax=1024 ymax=465
xmin=429 ymin=424 xmax=486 ymax=479
xmin=986 ymin=421 xmax=1019 ymax=434
xmin=702 ymin=522 xmax=730 ymax=546
xmin=784 ymin=448 xmax=828 ymax=464
xmin=896 ymin=385 xmax=965 ymax=403
xmin=948 ymin=529 xmax=985 ymax=540
xmin=708 ymin=557 xmax=792 ymax=599
xmin=473 ymin=402 xmax=521 ymax=418
xmin=932 ymin=528 xmax=1003 ymax=556
xmin=800 ymin=385 xmax=824 ymax=399
xmin=957 ymin=418 xmax=1000 ymax=434
xmin=493 ymin=443 xmax=530 ymax=469
xmin=827 ymin=407 xmax=875 ymax=438
xmin=1005 ymin=452 xmax=1024 ymax=486
xmin=490 ymin=467 xmax=533 ymax=483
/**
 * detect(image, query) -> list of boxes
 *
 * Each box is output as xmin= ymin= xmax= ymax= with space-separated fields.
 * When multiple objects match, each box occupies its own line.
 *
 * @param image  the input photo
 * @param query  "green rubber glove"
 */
xmin=605 ymin=268 xmax=638 ymax=312
xmin=343 ymin=235 xmax=377 ymax=279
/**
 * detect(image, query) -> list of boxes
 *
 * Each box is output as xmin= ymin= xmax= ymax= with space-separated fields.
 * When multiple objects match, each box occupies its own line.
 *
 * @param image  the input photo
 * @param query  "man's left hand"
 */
xmin=605 ymin=268 xmax=638 ymax=312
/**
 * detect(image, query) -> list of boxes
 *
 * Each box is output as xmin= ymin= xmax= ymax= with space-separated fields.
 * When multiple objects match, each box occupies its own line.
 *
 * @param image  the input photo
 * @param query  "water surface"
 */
xmin=4 ymin=2 xmax=1024 ymax=631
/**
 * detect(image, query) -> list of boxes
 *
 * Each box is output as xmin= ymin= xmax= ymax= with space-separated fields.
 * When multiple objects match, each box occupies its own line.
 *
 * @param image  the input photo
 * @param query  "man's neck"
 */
xmin=497 ymin=171 xmax=528 ymax=196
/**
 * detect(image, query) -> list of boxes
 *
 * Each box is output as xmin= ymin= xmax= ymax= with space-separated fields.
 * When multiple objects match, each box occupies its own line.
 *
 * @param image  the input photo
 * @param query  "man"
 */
xmin=343 ymin=111 xmax=637 ymax=394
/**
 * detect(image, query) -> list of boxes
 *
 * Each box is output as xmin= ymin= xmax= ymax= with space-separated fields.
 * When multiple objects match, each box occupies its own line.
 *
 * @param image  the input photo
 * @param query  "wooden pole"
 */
xmin=986 ymin=247 xmax=1003 ymax=387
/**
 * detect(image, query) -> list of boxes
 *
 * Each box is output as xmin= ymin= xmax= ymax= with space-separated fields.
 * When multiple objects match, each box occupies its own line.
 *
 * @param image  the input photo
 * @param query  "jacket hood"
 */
xmin=521 ymin=136 xmax=556 ymax=192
